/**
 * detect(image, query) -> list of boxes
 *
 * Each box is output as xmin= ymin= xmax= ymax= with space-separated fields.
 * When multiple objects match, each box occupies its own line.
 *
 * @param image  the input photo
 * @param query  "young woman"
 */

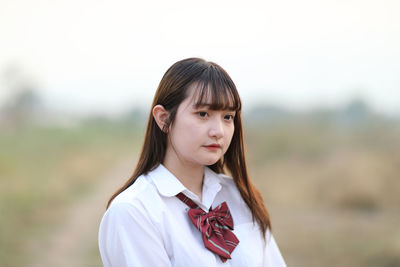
xmin=98 ymin=58 xmax=286 ymax=266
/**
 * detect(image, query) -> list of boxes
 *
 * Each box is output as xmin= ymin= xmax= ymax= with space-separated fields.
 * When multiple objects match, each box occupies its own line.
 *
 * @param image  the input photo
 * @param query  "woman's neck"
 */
xmin=163 ymin=155 xmax=205 ymax=202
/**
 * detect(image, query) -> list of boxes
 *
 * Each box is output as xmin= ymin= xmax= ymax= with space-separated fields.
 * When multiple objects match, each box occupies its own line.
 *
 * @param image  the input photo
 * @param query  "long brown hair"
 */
xmin=108 ymin=57 xmax=271 ymax=237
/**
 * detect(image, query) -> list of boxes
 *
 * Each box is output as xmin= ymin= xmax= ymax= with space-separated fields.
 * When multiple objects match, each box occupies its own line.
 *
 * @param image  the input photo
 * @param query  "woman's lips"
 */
xmin=203 ymin=144 xmax=221 ymax=150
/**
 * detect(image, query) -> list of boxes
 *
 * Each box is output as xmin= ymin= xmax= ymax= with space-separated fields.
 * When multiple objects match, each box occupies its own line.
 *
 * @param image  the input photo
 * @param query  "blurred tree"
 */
xmin=335 ymin=98 xmax=374 ymax=127
xmin=0 ymin=64 xmax=44 ymax=128
xmin=343 ymin=98 xmax=371 ymax=120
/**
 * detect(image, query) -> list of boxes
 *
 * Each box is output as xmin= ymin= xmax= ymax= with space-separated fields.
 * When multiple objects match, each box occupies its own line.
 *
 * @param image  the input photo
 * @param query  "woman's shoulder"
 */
xmin=108 ymin=172 xmax=166 ymax=215
xmin=110 ymin=174 xmax=151 ymax=205
xmin=103 ymin=172 xmax=167 ymax=225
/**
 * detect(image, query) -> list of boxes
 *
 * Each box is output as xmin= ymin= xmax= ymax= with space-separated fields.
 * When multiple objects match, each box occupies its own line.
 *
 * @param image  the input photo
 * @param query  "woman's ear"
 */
xmin=153 ymin=105 xmax=170 ymax=133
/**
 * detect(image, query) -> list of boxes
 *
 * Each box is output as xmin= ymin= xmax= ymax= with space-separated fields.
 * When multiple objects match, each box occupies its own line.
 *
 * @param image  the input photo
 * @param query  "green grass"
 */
xmin=244 ymin=119 xmax=400 ymax=267
xmin=0 ymin=118 xmax=143 ymax=266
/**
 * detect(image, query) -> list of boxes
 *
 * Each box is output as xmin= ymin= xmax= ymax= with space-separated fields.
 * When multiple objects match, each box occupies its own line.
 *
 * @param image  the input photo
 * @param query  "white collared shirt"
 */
xmin=98 ymin=164 xmax=286 ymax=267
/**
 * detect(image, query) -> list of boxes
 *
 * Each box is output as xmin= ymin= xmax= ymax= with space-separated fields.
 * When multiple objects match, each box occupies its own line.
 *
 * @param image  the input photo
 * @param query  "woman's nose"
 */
xmin=209 ymin=118 xmax=224 ymax=139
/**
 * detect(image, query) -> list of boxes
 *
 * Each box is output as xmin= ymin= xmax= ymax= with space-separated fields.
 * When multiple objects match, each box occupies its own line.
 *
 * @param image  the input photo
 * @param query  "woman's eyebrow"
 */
xmin=192 ymin=103 xmax=212 ymax=108
xmin=192 ymin=104 xmax=237 ymax=112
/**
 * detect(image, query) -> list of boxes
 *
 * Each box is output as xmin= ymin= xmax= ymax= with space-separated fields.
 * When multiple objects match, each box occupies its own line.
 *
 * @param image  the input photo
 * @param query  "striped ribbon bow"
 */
xmin=176 ymin=192 xmax=239 ymax=262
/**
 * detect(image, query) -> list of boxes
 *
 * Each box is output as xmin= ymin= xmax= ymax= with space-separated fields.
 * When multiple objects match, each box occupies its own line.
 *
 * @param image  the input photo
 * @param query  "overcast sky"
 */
xmin=0 ymin=0 xmax=399 ymax=116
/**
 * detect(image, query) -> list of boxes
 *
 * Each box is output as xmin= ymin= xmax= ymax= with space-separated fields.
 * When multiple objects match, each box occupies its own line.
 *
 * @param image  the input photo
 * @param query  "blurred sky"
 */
xmin=0 ymin=0 xmax=399 ymax=116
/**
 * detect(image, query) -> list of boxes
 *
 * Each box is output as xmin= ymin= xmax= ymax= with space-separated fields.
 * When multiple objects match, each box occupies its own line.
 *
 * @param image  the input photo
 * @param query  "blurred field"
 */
xmin=245 ymin=115 xmax=400 ymax=267
xmin=0 ymin=116 xmax=143 ymax=267
xmin=1 ymin=109 xmax=400 ymax=266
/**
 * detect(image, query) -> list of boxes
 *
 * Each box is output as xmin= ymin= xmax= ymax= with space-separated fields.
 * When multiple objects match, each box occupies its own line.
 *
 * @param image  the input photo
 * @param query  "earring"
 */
xmin=162 ymin=124 xmax=169 ymax=133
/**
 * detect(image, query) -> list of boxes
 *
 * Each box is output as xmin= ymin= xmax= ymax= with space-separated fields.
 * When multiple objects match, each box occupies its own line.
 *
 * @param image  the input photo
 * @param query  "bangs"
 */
xmin=189 ymin=65 xmax=241 ymax=111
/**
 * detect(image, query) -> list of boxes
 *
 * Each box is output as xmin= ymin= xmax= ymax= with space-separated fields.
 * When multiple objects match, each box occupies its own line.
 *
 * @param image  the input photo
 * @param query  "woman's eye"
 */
xmin=198 ymin=111 xmax=208 ymax=117
xmin=224 ymin=114 xmax=235 ymax=121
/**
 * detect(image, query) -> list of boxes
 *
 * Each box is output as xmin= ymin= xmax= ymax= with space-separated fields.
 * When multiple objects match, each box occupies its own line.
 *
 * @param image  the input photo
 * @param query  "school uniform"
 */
xmin=98 ymin=164 xmax=286 ymax=267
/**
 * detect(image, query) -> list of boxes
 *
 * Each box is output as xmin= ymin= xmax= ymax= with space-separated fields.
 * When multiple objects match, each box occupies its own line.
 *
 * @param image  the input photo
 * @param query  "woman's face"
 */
xmin=165 ymin=87 xmax=236 ymax=168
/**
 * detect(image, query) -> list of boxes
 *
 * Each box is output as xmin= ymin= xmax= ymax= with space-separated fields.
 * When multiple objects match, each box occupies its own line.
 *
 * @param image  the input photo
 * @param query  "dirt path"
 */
xmin=26 ymin=158 xmax=136 ymax=267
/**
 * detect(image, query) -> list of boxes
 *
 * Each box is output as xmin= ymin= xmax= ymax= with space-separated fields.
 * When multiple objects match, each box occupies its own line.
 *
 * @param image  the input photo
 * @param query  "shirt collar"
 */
xmin=203 ymin=167 xmax=224 ymax=191
xmin=148 ymin=164 xmax=226 ymax=199
xmin=148 ymin=164 xmax=186 ymax=197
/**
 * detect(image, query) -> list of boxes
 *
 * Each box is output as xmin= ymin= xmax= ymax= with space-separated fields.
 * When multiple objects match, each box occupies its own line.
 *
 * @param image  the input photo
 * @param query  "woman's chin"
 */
xmin=202 ymin=158 xmax=221 ymax=166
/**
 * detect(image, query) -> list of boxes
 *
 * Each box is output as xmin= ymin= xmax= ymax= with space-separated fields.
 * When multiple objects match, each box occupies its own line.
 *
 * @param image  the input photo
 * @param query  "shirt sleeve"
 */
xmin=98 ymin=202 xmax=172 ymax=267
xmin=263 ymin=231 xmax=287 ymax=267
